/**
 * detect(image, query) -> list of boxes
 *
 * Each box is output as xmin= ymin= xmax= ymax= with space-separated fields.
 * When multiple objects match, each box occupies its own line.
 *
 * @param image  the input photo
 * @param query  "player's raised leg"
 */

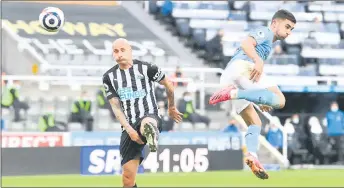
xmin=240 ymin=104 xmax=269 ymax=180
xmin=209 ymin=85 xmax=285 ymax=109
xmin=140 ymin=116 xmax=160 ymax=152
xmin=122 ymin=159 xmax=140 ymax=187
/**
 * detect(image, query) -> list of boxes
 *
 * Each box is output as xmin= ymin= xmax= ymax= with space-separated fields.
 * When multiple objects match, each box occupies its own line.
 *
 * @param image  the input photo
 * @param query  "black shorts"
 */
xmin=120 ymin=114 xmax=162 ymax=166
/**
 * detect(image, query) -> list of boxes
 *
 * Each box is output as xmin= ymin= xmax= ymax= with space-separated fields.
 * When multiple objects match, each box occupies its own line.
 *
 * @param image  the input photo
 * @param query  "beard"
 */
xmin=276 ymin=34 xmax=286 ymax=40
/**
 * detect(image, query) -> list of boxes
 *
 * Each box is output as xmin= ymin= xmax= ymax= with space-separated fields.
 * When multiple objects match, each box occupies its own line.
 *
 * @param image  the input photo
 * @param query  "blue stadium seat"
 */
xmin=175 ymin=19 xmax=190 ymax=37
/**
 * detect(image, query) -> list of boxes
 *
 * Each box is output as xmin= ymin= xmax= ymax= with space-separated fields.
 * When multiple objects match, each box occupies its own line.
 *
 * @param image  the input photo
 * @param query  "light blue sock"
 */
xmin=245 ymin=125 xmax=261 ymax=156
xmin=237 ymin=89 xmax=281 ymax=108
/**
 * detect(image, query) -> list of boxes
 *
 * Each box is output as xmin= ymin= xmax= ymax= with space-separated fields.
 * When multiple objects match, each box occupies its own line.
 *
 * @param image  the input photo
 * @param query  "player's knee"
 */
xmin=140 ymin=117 xmax=158 ymax=133
xmin=268 ymin=87 xmax=285 ymax=109
xmin=141 ymin=117 xmax=157 ymax=127
xmin=277 ymin=94 xmax=286 ymax=109
xmin=280 ymin=95 xmax=286 ymax=108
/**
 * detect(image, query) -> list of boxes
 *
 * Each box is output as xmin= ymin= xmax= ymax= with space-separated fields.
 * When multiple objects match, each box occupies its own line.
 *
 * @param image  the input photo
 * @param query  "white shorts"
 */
xmin=220 ymin=60 xmax=277 ymax=114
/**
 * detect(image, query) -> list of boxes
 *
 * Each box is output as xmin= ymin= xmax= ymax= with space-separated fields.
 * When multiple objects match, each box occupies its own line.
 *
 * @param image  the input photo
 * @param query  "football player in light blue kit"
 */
xmin=209 ymin=10 xmax=296 ymax=179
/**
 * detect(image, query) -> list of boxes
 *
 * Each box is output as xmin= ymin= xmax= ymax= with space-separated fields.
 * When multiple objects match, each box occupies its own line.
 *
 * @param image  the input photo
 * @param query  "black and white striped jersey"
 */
xmin=102 ymin=59 xmax=165 ymax=126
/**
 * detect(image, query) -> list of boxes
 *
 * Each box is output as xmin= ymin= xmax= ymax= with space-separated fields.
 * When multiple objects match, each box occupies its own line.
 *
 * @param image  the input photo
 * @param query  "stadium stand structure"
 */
xmin=148 ymin=1 xmax=344 ymax=75
xmin=143 ymin=0 xmax=344 ymax=166
xmin=1 ymin=1 xmax=225 ymax=133
xmin=145 ymin=0 xmax=344 ymax=119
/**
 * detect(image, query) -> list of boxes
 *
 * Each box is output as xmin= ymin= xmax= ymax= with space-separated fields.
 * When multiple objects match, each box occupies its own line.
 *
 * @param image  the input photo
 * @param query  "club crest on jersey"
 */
xmin=257 ymin=30 xmax=265 ymax=38
xmin=135 ymin=74 xmax=144 ymax=80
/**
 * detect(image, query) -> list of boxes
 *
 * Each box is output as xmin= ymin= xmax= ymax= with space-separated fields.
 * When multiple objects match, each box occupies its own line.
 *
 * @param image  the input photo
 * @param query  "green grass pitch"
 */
xmin=3 ymin=170 xmax=344 ymax=187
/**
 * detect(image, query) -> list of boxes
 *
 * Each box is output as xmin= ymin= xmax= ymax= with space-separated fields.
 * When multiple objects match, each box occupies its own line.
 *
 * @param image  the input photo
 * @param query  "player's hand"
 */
xmin=127 ymin=127 xmax=144 ymax=144
xmin=259 ymin=104 xmax=272 ymax=112
xmin=250 ymin=58 xmax=264 ymax=83
xmin=168 ymin=106 xmax=183 ymax=123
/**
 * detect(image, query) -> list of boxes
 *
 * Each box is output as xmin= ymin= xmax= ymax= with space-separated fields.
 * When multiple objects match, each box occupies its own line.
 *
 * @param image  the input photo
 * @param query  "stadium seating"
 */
xmin=2 ymin=0 xmax=344 ymax=166
xmin=150 ymin=1 xmax=344 ymax=77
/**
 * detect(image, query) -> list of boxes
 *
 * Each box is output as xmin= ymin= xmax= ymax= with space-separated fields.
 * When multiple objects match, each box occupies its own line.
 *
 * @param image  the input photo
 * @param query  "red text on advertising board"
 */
xmin=2 ymin=133 xmax=64 ymax=148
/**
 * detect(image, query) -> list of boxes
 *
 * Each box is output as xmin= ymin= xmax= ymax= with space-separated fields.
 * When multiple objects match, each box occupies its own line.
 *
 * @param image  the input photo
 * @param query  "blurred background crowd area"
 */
xmin=1 ymin=0 xmax=343 ymax=165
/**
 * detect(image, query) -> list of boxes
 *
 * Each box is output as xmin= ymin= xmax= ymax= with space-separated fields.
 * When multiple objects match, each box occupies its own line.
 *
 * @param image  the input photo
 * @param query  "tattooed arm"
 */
xmin=108 ymin=97 xmax=132 ymax=132
xmin=108 ymin=97 xmax=144 ymax=144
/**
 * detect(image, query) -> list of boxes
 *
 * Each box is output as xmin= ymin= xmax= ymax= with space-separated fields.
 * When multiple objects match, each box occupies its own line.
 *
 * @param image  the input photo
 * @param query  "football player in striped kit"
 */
xmin=102 ymin=38 xmax=183 ymax=187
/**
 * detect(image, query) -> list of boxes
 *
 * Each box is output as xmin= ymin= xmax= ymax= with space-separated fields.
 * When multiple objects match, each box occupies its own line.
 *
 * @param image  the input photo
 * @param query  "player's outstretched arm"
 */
xmin=108 ymin=97 xmax=144 ymax=144
xmin=159 ymin=78 xmax=183 ymax=123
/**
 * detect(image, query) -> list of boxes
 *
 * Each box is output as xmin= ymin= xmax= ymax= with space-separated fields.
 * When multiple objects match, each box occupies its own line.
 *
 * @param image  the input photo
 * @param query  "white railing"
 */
xmin=252 ymin=104 xmax=290 ymax=168
xmin=40 ymin=63 xmax=344 ymax=85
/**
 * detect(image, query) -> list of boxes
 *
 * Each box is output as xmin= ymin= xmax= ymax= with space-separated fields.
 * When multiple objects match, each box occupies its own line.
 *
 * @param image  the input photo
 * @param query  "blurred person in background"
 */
xmin=308 ymin=116 xmax=325 ymax=164
xmin=205 ymin=29 xmax=225 ymax=67
xmin=38 ymin=106 xmax=67 ymax=132
xmin=160 ymin=0 xmax=173 ymax=23
xmin=1 ymin=118 xmax=4 ymax=130
xmin=155 ymin=84 xmax=168 ymax=108
xmin=308 ymin=116 xmax=323 ymax=135
xmin=178 ymin=91 xmax=210 ymax=127
xmin=326 ymin=102 xmax=344 ymax=163
xmin=96 ymin=86 xmax=116 ymax=121
xmin=266 ymin=120 xmax=283 ymax=153
xmin=170 ymin=66 xmax=187 ymax=87
xmin=1 ymin=80 xmax=29 ymax=122
xmin=223 ymin=118 xmax=239 ymax=133
xmin=284 ymin=118 xmax=295 ymax=135
xmin=69 ymin=90 xmax=94 ymax=132
xmin=273 ymin=44 xmax=285 ymax=56
xmin=301 ymin=30 xmax=318 ymax=66
xmin=289 ymin=114 xmax=307 ymax=148
xmin=269 ymin=44 xmax=286 ymax=64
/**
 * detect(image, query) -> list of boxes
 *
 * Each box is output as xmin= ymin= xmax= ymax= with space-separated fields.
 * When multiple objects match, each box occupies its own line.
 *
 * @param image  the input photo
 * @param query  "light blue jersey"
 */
xmin=230 ymin=26 xmax=274 ymax=64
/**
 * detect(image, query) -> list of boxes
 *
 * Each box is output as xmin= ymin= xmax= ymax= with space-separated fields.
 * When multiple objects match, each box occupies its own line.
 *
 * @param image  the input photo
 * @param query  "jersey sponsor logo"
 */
xmin=118 ymin=87 xmax=146 ymax=101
